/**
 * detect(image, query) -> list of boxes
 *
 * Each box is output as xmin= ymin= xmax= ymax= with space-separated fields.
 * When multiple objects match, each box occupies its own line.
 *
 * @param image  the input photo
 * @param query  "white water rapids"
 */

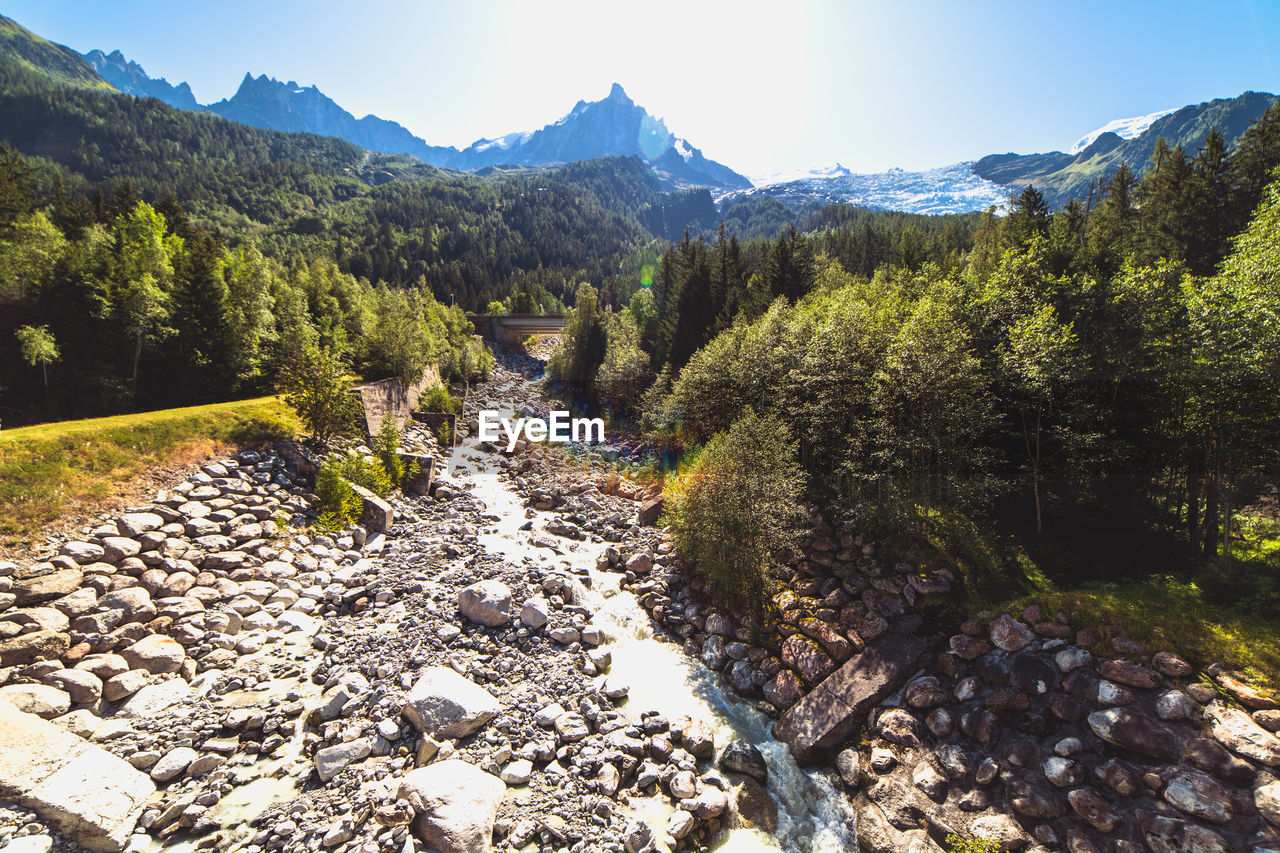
xmin=452 ymin=394 xmax=858 ymax=851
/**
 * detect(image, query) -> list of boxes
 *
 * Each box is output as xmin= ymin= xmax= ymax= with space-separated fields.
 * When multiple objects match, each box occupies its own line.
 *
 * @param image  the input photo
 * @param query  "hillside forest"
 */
xmin=2 ymin=45 xmax=1280 ymax=631
xmin=545 ymin=104 xmax=1280 ymax=623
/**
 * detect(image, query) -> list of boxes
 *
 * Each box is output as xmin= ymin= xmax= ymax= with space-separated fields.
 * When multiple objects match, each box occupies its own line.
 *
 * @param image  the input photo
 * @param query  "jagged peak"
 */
xmin=607 ymin=83 xmax=632 ymax=104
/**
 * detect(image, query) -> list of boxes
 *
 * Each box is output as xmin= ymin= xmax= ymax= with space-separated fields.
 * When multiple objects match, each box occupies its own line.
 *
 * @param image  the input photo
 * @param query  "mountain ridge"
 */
xmin=10 ymin=16 xmax=1278 ymax=215
xmin=85 ymin=49 xmax=751 ymax=190
xmin=0 ymin=15 xmax=111 ymax=91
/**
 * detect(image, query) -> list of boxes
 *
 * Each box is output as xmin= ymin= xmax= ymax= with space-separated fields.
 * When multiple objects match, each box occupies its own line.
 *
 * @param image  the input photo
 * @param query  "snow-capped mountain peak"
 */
xmin=754 ymin=162 xmax=853 ymax=187
xmin=1069 ymin=108 xmax=1179 ymax=154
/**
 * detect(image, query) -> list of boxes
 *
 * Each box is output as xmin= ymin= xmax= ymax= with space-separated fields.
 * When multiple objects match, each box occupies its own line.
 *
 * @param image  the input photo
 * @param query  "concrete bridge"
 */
xmin=467 ymin=313 xmax=565 ymax=345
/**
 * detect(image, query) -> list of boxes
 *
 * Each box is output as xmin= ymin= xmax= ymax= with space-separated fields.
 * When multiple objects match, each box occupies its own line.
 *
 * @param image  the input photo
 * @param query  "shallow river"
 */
xmin=454 ymin=391 xmax=858 ymax=852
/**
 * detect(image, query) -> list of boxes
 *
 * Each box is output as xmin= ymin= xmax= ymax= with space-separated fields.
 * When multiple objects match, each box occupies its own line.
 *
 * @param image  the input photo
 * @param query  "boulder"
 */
xmin=719 ymin=739 xmax=767 ymax=782
xmin=1155 ymin=689 xmax=1196 ymax=721
xmin=519 ymin=598 xmax=549 ymax=629
xmin=100 ymin=538 xmax=141 ymax=564
xmin=1143 ymin=816 xmax=1230 ymax=853
xmin=457 ymin=580 xmax=512 ymax=627
xmin=45 ymin=669 xmax=103 ymax=705
xmin=1182 ymin=737 xmax=1256 ymax=784
xmin=116 ymin=678 xmax=190 ymax=718
xmin=877 ymin=708 xmax=924 ymax=748
xmin=1205 ymin=700 xmax=1280 ymax=766
xmin=14 ymin=569 xmax=84 ymax=606
xmin=856 ymin=804 xmax=907 ymax=853
xmin=0 ymin=629 xmax=70 ymax=667
xmin=762 ymin=669 xmax=804 ymax=711
xmin=401 ymin=666 xmax=500 ymax=738
xmin=774 ymin=615 xmax=929 ymax=764
xmin=60 ymin=542 xmax=105 ymax=564
xmin=0 ymin=684 xmax=71 ymax=718
xmin=3 ymin=607 xmax=69 ymax=633
xmin=116 ymin=512 xmax=163 ymax=537
xmin=624 ymin=553 xmax=653 ymax=575
xmin=733 ymin=775 xmax=778 ymax=832
xmin=1210 ymin=665 xmax=1278 ymax=709
xmin=103 ymin=670 xmax=149 ymax=703
xmin=970 ymin=814 xmax=1031 ymax=850
xmin=990 ymin=614 xmax=1034 ymax=651
xmin=1087 ymin=708 xmax=1179 ymax=760
xmin=0 ymin=700 xmax=154 ymax=852
xmin=1099 ymin=659 xmax=1160 ymax=689
xmin=149 ymin=746 xmax=198 ymax=782
xmin=314 ymin=738 xmax=372 ymax=783
xmin=835 ymin=748 xmax=861 ymax=786
xmin=96 ymin=589 xmax=154 ymax=624
xmin=1067 ymin=787 xmax=1120 ymax=832
xmin=1163 ymin=770 xmax=1233 ymax=823
xmin=638 ymin=495 xmax=664 ymax=526
xmin=350 ymin=484 xmax=394 ymax=532
xmin=120 ymin=634 xmax=185 ymax=674
xmin=1152 ymin=651 xmax=1193 ymax=677
xmin=781 ymin=634 xmax=835 ymax=684
xmin=398 ymin=760 xmax=505 ymax=853
xmin=1256 ymin=780 xmax=1280 ymax=828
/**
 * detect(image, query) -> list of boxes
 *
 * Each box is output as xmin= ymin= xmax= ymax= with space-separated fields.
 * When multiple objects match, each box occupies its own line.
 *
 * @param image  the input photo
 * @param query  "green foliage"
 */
xmin=419 ymin=385 xmax=457 ymax=414
xmin=595 ymin=309 xmax=653 ymax=414
xmin=371 ymin=414 xmax=412 ymax=485
xmin=945 ymin=833 xmax=1004 ymax=853
xmin=278 ymin=344 xmax=360 ymax=445
xmin=15 ymin=323 xmax=57 ymax=368
xmin=663 ymin=410 xmax=807 ymax=614
xmin=485 ymin=300 xmax=508 ymax=315
xmin=546 ymin=282 xmax=607 ymax=396
xmin=314 ymin=459 xmax=364 ymax=531
xmin=0 ymin=15 xmax=113 ymax=91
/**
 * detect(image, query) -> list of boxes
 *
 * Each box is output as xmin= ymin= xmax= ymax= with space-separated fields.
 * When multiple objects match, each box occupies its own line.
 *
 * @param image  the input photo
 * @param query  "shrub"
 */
xmin=278 ymin=344 xmax=361 ymax=445
xmin=314 ymin=459 xmax=363 ymax=531
xmin=663 ymin=409 xmax=806 ymax=615
xmin=314 ymin=448 xmax=397 ymax=530
xmin=371 ymin=414 xmax=418 ymax=486
xmin=420 ymin=385 xmax=457 ymax=414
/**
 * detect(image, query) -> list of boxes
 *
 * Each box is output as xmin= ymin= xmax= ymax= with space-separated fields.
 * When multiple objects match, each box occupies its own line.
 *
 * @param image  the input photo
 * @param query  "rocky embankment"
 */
xmin=3 ymin=342 xmax=1280 ymax=853
xmin=0 ymin=349 xmax=836 ymax=853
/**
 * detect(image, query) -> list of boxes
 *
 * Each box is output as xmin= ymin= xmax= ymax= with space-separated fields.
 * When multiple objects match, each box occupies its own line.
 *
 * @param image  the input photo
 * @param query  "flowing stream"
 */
xmin=452 ymin=389 xmax=858 ymax=852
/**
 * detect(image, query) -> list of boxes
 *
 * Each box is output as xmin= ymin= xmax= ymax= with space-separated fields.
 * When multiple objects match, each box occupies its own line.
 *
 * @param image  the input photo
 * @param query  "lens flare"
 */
xmin=637 ymin=113 xmax=670 ymax=161
xmin=640 ymin=264 xmax=654 ymax=287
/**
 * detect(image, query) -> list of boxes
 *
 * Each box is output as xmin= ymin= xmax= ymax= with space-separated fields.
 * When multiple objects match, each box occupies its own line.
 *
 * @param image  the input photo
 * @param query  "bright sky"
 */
xmin=8 ymin=0 xmax=1280 ymax=179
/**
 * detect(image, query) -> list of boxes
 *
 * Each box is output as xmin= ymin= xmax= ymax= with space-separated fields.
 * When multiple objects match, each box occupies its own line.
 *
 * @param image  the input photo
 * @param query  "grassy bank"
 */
xmin=882 ymin=510 xmax=1280 ymax=686
xmin=0 ymin=397 xmax=299 ymax=548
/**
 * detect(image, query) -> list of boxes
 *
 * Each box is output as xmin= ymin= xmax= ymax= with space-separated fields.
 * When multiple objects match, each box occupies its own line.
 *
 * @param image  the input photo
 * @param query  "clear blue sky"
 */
xmin=7 ymin=0 xmax=1280 ymax=179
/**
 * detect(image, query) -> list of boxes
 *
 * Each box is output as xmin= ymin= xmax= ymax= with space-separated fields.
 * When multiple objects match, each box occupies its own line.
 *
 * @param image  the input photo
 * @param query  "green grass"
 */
xmin=998 ymin=577 xmax=1280 ymax=686
xmin=881 ymin=508 xmax=1280 ymax=686
xmin=0 ymin=396 xmax=299 ymax=547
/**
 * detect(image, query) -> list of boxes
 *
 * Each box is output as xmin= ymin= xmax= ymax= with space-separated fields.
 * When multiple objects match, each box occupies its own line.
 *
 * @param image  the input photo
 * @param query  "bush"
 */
xmin=420 ymin=385 xmax=458 ymax=414
xmin=314 ymin=451 xmax=394 ymax=531
xmin=278 ymin=344 xmax=361 ymax=445
xmin=371 ymin=414 xmax=418 ymax=485
xmin=314 ymin=460 xmax=363 ymax=531
xmin=663 ymin=409 xmax=807 ymax=615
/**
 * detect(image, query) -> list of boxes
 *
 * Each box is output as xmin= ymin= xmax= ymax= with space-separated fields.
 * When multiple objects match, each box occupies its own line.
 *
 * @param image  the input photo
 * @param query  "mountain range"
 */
xmin=84 ymin=49 xmax=750 ymax=191
xmin=5 ymin=16 xmax=1276 ymax=216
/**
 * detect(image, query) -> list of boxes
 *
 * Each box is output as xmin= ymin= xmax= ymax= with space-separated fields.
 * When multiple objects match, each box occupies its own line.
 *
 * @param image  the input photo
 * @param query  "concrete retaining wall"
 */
xmin=350 ymin=367 xmax=443 ymax=438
